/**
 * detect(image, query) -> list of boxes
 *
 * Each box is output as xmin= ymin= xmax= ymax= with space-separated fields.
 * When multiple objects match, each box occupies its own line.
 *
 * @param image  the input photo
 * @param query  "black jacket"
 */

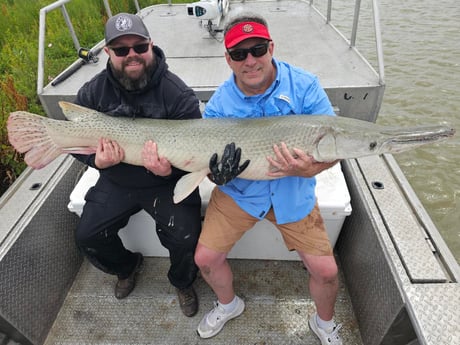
xmin=73 ymin=46 xmax=202 ymax=188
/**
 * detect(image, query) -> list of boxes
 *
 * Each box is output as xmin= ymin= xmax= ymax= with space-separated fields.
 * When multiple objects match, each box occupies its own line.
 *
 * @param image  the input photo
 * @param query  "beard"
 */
xmin=110 ymin=56 xmax=156 ymax=91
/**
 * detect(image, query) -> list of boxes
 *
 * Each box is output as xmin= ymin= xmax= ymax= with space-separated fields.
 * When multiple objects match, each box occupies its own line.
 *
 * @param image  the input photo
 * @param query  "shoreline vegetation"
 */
xmin=0 ymin=0 xmax=178 ymax=196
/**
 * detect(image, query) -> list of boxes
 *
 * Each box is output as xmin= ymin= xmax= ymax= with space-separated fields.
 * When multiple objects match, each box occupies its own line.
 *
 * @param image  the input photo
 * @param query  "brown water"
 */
xmin=378 ymin=0 xmax=459 ymax=263
xmin=330 ymin=0 xmax=460 ymax=263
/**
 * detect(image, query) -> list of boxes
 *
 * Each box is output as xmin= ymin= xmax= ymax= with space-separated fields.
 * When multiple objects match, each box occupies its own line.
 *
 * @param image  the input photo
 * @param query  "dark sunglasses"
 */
xmin=109 ymin=43 xmax=150 ymax=57
xmin=227 ymin=42 xmax=270 ymax=61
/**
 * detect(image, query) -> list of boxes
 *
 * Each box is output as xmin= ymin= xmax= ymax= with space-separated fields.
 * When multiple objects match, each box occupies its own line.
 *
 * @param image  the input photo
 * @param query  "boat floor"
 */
xmin=44 ymin=257 xmax=363 ymax=345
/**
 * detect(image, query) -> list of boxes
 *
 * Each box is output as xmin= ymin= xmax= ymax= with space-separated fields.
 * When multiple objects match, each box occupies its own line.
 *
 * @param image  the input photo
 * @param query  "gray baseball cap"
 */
xmin=105 ymin=13 xmax=150 ymax=45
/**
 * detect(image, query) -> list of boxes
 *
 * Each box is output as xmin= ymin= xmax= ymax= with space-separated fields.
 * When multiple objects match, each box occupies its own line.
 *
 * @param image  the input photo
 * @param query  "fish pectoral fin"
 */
xmin=173 ymin=169 xmax=209 ymax=204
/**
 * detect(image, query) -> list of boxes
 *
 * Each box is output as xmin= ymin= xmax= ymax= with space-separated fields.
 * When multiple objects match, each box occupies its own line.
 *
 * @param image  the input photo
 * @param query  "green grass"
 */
xmin=0 ymin=0 xmax=188 ymax=196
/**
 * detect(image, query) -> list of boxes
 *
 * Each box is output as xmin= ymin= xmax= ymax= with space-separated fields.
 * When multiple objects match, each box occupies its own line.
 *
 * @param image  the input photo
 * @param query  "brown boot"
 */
xmin=115 ymin=253 xmax=143 ymax=299
xmin=176 ymin=286 xmax=198 ymax=317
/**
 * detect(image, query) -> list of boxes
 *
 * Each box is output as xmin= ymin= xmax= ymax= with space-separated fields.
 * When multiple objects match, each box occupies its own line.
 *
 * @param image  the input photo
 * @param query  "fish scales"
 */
xmin=111 ymin=117 xmax=324 ymax=179
xmin=7 ymin=102 xmax=455 ymax=203
xmin=14 ymin=103 xmax=328 ymax=179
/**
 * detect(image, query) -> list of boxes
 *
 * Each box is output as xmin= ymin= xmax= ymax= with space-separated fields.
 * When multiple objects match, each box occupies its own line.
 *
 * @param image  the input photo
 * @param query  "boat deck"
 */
xmin=44 ymin=257 xmax=363 ymax=345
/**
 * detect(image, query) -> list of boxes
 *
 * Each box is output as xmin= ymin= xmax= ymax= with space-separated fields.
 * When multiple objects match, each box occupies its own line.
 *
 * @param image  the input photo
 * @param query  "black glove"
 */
xmin=209 ymin=142 xmax=250 ymax=185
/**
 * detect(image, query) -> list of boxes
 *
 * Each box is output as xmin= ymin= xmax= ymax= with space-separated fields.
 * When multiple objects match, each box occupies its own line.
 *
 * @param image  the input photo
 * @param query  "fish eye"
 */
xmin=369 ymin=141 xmax=377 ymax=150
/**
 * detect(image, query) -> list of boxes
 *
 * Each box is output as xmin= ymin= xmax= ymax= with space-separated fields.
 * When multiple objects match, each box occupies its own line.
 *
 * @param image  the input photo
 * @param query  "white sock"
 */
xmin=316 ymin=314 xmax=335 ymax=332
xmin=219 ymin=295 xmax=239 ymax=312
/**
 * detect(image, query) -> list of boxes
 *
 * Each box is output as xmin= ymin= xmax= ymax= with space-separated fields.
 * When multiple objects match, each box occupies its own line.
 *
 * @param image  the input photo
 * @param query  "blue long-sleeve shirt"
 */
xmin=204 ymin=58 xmax=335 ymax=224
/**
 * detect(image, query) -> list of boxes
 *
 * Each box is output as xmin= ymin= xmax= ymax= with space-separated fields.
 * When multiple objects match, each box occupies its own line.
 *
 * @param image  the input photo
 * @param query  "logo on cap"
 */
xmin=242 ymin=24 xmax=254 ymax=33
xmin=115 ymin=15 xmax=133 ymax=32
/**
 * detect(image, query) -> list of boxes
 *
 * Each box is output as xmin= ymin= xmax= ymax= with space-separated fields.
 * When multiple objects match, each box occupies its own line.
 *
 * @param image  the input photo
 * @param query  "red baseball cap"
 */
xmin=224 ymin=22 xmax=271 ymax=49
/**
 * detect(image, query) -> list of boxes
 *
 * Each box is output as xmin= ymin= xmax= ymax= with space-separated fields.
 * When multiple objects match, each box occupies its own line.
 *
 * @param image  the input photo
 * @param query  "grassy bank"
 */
xmin=0 ymin=0 xmax=173 ymax=196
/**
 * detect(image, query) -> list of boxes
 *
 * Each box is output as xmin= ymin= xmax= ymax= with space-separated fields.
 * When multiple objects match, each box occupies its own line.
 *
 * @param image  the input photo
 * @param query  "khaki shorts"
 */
xmin=199 ymin=187 xmax=333 ymax=256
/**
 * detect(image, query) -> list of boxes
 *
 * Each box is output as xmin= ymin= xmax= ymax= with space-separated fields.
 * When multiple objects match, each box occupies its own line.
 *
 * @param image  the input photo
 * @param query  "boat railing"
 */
xmin=36 ymin=0 xmax=140 ymax=95
xmin=310 ymin=0 xmax=385 ymax=85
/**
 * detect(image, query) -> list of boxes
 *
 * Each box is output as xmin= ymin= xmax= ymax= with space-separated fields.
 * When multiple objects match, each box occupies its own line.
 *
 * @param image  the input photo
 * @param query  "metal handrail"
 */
xmin=371 ymin=0 xmax=385 ymax=84
xmin=310 ymin=0 xmax=385 ymax=85
xmin=37 ymin=0 xmax=73 ymax=95
xmin=36 ymin=0 xmax=140 ymax=95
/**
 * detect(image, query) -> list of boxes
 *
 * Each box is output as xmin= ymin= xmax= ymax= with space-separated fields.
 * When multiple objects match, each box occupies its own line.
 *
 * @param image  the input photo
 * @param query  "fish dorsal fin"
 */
xmin=173 ymin=169 xmax=209 ymax=204
xmin=58 ymin=101 xmax=106 ymax=122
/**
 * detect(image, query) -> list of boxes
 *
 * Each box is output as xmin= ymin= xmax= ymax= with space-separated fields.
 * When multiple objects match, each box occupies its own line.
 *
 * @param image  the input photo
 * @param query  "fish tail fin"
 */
xmin=7 ymin=111 xmax=63 ymax=169
xmin=174 ymin=169 xmax=209 ymax=204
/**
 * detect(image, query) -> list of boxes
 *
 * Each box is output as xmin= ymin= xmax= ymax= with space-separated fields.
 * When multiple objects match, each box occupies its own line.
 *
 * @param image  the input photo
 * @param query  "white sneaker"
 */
xmin=308 ymin=312 xmax=343 ymax=345
xmin=197 ymin=296 xmax=245 ymax=338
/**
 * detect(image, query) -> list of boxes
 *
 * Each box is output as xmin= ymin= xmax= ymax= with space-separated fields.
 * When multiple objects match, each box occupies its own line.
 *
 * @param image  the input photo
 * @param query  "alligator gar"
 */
xmin=7 ymin=102 xmax=455 ymax=203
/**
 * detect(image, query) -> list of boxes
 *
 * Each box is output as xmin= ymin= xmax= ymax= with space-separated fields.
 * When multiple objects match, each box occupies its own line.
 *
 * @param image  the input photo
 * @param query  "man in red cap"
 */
xmin=194 ymin=13 xmax=343 ymax=344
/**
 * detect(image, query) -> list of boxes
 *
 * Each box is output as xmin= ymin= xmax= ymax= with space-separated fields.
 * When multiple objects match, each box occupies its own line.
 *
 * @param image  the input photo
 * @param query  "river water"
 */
xmin=330 ymin=0 xmax=459 ymax=263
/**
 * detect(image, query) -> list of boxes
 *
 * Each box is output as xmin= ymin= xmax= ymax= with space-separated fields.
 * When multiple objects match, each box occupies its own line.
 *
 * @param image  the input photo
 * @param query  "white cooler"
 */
xmin=68 ymin=164 xmax=351 ymax=260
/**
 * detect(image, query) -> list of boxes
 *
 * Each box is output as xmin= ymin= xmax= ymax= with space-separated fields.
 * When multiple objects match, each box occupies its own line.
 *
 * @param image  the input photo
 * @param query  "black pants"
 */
xmin=75 ymin=176 xmax=202 ymax=289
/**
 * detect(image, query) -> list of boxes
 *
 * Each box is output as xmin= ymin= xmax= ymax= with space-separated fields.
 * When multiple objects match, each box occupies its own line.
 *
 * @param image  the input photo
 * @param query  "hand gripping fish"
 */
xmin=7 ymin=102 xmax=455 ymax=203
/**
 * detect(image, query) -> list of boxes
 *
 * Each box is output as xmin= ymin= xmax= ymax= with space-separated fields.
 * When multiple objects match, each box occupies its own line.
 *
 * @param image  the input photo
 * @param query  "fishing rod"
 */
xmin=51 ymin=46 xmax=103 ymax=87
